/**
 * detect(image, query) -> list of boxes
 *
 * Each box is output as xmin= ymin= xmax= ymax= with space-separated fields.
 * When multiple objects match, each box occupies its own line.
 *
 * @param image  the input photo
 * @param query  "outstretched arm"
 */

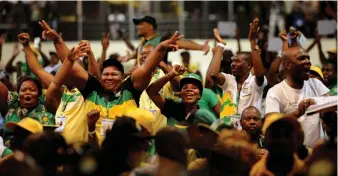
xmin=131 ymin=31 xmax=184 ymax=91
xmin=146 ymin=65 xmax=186 ymax=110
xmin=80 ymin=40 xmax=101 ymax=78
xmin=206 ymin=29 xmax=226 ymax=89
xmin=40 ymin=20 xmax=90 ymax=89
xmin=18 ymin=33 xmax=54 ymax=87
xmin=98 ymin=33 xmax=110 ymax=71
xmin=177 ymin=40 xmax=210 ymax=55
xmin=248 ymin=18 xmax=266 ymax=86
xmin=5 ymin=44 xmax=20 ymax=73
xmin=158 ymin=61 xmax=181 ymax=91
xmin=279 ymin=29 xmax=288 ymax=52
xmin=46 ymin=44 xmax=88 ymax=112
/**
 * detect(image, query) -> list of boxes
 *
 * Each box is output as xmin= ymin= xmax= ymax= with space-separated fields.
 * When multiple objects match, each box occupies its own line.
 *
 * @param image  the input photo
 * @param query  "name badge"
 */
xmin=55 ymin=116 xmax=66 ymax=133
xmin=100 ymin=119 xmax=115 ymax=136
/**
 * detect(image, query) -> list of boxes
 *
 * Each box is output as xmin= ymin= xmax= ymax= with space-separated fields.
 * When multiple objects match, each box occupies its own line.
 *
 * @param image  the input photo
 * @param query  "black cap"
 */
xmin=49 ymin=51 xmax=57 ymax=56
xmin=108 ymin=116 xmax=153 ymax=139
xmin=102 ymin=58 xmax=124 ymax=74
xmin=133 ymin=16 xmax=157 ymax=30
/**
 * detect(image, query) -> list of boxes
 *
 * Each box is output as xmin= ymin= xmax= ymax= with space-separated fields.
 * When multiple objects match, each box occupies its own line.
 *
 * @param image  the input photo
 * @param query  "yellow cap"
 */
xmin=123 ymin=108 xmax=155 ymax=134
xmin=6 ymin=118 xmax=43 ymax=134
xmin=310 ymin=65 xmax=324 ymax=79
xmin=262 ymin=113 xmax=284 ymax=136
xmin=327 ymin=48 xmax=337 ymax=54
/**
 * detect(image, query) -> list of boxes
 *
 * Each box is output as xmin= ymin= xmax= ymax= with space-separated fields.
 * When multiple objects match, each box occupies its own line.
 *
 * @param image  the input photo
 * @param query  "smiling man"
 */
xmin=265 ymin=47 xmax=329 ymax=147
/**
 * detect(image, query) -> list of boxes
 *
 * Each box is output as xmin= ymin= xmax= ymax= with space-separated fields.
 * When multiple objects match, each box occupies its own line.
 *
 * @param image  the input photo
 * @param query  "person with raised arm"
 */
xmin=98 ymin=33 xmax=110 ymax=71
xmin=119 ymin=16 xmax=210 ymax=66
xmin=265 ymin=46 xmax=330 ymax=147
xmin=206 ymin=18 xmax=267 ymax=123
xmin=38 ymin=21 xmax=98 ymax=144
xmin=50 ymin=31 xmax=183 ymax=143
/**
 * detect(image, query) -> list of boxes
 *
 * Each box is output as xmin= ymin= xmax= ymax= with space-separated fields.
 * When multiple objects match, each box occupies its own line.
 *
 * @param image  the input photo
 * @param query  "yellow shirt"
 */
xmin=139 ymin=69 xmax=179 ymax=134
xmin=55 ymin=88 xmax=87 ymax=145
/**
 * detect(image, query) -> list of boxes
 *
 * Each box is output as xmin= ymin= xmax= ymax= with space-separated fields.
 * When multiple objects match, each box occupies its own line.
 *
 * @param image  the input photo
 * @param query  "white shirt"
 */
xmin=44 ymin=63 xmax=61 ymax=73
xmin=219 ymin=73 xmax=267 ymax=115
xmin=265 ymin=78 xmax=329 ymax=147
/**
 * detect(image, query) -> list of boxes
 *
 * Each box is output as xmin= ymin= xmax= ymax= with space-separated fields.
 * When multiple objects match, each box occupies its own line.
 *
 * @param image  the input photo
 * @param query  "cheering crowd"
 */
xmin=0 ymin=15 xmax=336 ymax=176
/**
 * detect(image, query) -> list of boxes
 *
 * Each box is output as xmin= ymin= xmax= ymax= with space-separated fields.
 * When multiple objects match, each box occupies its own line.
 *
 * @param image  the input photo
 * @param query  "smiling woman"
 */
xmin=0 ymin=76 xmax=55 ymax=141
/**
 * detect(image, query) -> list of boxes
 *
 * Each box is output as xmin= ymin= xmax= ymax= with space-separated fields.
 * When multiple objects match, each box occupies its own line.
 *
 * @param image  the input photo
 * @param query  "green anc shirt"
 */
xmin=21 ymin=61 xmax=44 ymax=79
xmin=80 ymin=74 xmax=142 ymax=142
xmin=4 ymin=92 xmax=55 ymax=136
xmin=197 ymin=88 xmax=220 ymax=118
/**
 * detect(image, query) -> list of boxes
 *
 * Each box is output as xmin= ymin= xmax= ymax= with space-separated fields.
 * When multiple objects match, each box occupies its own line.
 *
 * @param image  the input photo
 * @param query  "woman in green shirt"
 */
xmin=0 ymin=76 xmax=55 ymax=139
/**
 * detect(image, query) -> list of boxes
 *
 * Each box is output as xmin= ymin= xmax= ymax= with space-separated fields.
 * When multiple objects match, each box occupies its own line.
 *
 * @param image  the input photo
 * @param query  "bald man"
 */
xmin=240 ymin=106 xmax=263 ymax=148
xmin=265 ymin=47 xmax=329 ymax=147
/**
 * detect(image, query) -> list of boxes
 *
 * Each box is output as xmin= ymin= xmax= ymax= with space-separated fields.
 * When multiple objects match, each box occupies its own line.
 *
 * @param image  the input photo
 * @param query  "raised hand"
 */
xmin=202 ymin=40 xmax=210 ymax=55
xmin=159 ymin=31 xmax=184 ymax=51
xmin=17 ymin=33 xmax=30 ymax=47
xmin=79 ymin=40 xmax=92 ymax=54
xmin=170 ymin=64 xmax=186 ymax=77
xmin=279 ymin=28 xmax=288 ymax=41
xmin=39 ymin=20 xmax=61 ymax=41
xmin=68 ymin=43 xmax=88 ymax=61
xmin=213 ymin=28 xmax=226 ymax=45
xmin=87 ymin=109 xmax=100 ymax=132
xmin=101 ymin=33 xmax=110 ymax=50
xmin=249 ymin=18 xmax=260 ymax=41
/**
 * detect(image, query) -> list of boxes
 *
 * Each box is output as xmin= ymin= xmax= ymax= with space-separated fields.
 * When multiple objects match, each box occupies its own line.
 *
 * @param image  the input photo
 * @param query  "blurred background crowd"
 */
xmin=0 ymin=1 xmax=336 ymax=41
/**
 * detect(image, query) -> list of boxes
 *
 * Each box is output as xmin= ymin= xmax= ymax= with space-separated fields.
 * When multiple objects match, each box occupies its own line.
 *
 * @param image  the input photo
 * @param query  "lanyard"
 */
xmin=61 ymin=95 xmax=73 ymax=113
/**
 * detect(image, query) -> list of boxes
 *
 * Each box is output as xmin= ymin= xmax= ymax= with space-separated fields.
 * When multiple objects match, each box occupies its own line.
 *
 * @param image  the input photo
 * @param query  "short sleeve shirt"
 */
xmin=197 ymin=88 xmax=219 ymax=117
xmin=265 ymin=78 xmax=329 ymax=147
xmin=218 ymin=73 xmax=267 ymax=118
xmin=80 ymin=74 xmax=142 ymax=141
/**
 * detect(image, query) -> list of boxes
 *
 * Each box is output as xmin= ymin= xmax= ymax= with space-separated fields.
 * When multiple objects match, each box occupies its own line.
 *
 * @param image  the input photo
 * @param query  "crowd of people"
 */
xmin=0 ymin=14 xmax=336 ymax=176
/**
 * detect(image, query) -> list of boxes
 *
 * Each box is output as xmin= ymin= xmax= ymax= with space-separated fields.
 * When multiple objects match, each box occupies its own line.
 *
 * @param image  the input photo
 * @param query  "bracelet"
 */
xmin=89 ymin=129 xmax=96 ymax=135
xmin=217 ymin=43 xmax=226 ymax=50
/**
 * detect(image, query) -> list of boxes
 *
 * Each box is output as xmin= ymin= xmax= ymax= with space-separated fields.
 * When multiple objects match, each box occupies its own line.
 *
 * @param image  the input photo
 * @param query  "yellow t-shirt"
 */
xmin=55 ymin=88 xmax=87 ymax=145
xmin=139 ymin=69 xmax=179 ymax=134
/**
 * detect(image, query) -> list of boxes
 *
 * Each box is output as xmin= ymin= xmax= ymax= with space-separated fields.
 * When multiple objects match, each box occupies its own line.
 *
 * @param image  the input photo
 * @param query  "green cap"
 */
xmin=180 ymin=73 xmax=203 ymax=94
xmin=175 ymin=109 xmax=217 ymax=128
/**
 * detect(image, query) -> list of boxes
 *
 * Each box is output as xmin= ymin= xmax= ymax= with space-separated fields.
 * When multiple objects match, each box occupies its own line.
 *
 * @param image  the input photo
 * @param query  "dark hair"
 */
xmin=155 ymin=127 xmax=187 ymax=165
xmin=180 ymin=51 xmax=190 ymax=58
xmin=17 ymin=76 xmax=42 ymax=96
xmin=98 ymin=117 xmax=148 ymax=176
xmin=237 ymin=52 xmax=252 ymax=67
xmin=102 ymin=58 xmax=124 ymax=74
xmin=323 ymin=60 xmax=337 ymax=72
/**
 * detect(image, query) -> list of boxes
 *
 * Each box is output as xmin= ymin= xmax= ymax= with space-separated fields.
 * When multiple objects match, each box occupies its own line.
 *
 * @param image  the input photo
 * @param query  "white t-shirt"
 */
xmin=265 ymin=78 xmax=329 ymax=147
xmin=219 ymin=73 xmax=267 ymax=115
xmin=44 ymin=63 xmax=61 ymax=73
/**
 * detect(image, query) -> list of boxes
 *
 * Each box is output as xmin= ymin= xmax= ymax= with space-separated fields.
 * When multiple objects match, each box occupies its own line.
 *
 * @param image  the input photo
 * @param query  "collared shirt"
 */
xmin=55 ymin=87 xmax=86 ymax=144
xmin=218 ymin=73 xmax=267 ymax=118
xmin=80 ymin=74 xmax=142 ymax=142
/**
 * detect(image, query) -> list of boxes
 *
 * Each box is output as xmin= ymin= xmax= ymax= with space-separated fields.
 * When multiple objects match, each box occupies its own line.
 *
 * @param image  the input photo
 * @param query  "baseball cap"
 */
xmin=6 ymin=118 xmax=43 ymax=134
xmin=49 ymin=51 xmax=57 ymax=56
xmin=109 ymin=116 xmax=153 ymax=139
xmin=133 ymin=16 xmax=157 ymax=30
xmin=102 ymin=58 xmax=124 ymax=74
xmin=175 ymin=109 xmax=217 ymax=128
xmin=327 ymin=48 xmax=337 ymax=54
xmin=180 ymin=73 xmax=203 ymax=94
xmin=123 ymin=108 xmax=155 ymax=135
xmin=310 ymin=65 xmax=324 ymax=80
